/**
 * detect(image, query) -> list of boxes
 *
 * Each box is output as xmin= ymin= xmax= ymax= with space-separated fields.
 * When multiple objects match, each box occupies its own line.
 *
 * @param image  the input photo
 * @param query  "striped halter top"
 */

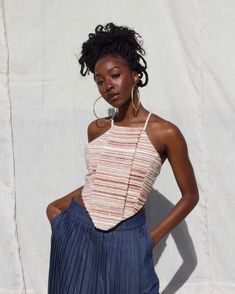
xmin=81 ymin=111 xmax=162 ymax=231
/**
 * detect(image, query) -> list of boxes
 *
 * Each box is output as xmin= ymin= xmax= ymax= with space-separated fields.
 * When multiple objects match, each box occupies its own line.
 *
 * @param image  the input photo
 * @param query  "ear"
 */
xmin=132 ymin=72 xmax=139 ymax=85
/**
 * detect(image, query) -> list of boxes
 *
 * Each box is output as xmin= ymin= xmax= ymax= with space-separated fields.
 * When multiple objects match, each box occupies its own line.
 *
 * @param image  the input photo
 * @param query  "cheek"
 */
xmin=96 ymin=85 xmax=105 ymax=95
xmin=117 ymin=76 xmax=132 ymax=92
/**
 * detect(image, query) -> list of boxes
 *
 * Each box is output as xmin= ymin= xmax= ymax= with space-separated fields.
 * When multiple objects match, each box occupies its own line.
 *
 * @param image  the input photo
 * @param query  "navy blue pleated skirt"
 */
xmin=48 ymin=196 xmax=160 ymax=294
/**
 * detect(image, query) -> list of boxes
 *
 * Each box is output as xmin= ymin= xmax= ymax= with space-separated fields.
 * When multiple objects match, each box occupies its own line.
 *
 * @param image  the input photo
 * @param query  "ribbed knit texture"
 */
xmin=82 ymin=112 xmax=162 ymax=230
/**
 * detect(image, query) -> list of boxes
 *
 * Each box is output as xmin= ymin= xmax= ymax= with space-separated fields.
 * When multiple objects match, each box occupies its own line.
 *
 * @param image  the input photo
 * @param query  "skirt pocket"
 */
xmin=140 ymin=223 xmax=160 ymax=293
xmin=144 ymin=223 xmax=154 ymax=253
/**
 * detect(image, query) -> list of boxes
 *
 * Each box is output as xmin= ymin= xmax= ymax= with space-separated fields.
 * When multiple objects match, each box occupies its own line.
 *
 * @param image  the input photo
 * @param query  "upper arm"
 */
xmin=165 ymin=123 xmax=199 ymax=202
xmin=87 ymin=120 xmax=97 ymax=143
xmin=87 ymin=117 xmax=110 ymax=143
xmin=87 ymin=119 xmax=101 ymax=143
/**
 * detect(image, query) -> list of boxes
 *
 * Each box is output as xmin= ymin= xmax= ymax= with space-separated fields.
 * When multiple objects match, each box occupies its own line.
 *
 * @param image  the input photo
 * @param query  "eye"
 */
xmin=112 ymin=73 xmax=120 ymax=78
xmin=96 ymin=80 xmax=103 ymax=86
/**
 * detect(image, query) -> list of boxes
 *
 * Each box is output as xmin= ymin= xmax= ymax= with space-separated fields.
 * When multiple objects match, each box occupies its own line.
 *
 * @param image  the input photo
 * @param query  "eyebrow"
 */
xmin=95 ymin=66 xmax=120 ymax=79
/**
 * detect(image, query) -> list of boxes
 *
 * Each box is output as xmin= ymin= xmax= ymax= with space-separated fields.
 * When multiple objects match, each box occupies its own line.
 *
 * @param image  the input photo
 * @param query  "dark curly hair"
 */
xmin=76 ymin=22 xmax=148 ymax=87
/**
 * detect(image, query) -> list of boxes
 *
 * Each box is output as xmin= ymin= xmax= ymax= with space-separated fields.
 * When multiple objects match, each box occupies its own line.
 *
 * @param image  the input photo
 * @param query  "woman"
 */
xmin=47 ymin=22 xmax=199 ymax=294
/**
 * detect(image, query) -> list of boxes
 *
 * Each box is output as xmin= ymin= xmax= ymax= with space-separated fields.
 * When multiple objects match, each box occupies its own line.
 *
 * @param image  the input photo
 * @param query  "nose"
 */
xmin=105 ymin=82 xmax=113 ymax=92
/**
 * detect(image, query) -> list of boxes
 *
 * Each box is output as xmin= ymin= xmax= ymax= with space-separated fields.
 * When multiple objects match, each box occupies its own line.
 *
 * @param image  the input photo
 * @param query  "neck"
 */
xmin=114 ymin=103 xmax=146 ymax=122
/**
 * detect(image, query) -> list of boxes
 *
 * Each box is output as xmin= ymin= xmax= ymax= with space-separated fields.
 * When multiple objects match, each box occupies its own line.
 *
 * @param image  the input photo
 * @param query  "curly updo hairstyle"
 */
xmin=77 ymin=22 xmax=148 ymax=88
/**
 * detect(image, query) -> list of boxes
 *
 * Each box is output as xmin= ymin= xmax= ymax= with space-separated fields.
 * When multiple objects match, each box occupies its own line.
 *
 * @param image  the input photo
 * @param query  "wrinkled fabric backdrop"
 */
xmin=0 ymin=0 xmax=234 ymax=293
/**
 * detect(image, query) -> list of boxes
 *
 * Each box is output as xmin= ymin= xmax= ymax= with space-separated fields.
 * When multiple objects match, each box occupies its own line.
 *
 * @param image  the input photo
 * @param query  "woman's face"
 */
xmin=94 ymin=55 xmax=138 ymax=107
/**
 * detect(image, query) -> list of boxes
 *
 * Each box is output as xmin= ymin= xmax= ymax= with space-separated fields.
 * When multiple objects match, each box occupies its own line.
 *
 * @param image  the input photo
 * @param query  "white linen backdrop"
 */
xmin=0 ymin=0 xmax=234 ymax=293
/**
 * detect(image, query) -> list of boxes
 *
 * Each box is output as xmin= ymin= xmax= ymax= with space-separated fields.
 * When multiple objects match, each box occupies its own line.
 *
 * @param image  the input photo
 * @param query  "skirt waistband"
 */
xmin=67 ymin=196 xmax=147 ymax=232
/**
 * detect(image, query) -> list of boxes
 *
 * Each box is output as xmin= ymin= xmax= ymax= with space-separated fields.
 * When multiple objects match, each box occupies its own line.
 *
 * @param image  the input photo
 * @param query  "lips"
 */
xmin=107 ymin=93 xmax=119 ymax=101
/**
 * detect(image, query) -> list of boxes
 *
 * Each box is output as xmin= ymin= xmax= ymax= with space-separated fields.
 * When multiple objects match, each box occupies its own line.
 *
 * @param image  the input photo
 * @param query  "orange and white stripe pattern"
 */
xmin=81 ymin=112 xmax=162 ymax=230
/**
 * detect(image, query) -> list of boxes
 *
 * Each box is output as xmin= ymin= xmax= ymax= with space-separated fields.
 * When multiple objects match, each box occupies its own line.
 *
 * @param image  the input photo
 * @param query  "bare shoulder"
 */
xmin=162 ymin=119 xmax=187 ymax=151
xmin=147 ymin=113 xmax=187 ymax=163
xmin=87 ymin=116 xmax=111 ymax=143
xmin=152 ymin=114 xmax=189 ymax=162
xmin=150 ymin=113 xmax=185 ymax=142
xmin=150 ymin=114 xmax=199 ymax=201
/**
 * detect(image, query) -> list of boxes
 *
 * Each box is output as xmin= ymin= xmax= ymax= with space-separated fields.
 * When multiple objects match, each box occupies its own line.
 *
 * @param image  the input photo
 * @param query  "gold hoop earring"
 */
xmin=93 ymin=96 xmax=117 ymax=120
xmin=131 ymin=85 xmax=140 ymax=116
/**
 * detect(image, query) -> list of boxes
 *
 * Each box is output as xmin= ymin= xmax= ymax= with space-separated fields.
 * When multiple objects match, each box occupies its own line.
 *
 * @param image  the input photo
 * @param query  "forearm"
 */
xmin=46 ymin=185 xmax=84 ymax=222
xmin=151 ymin=194 xmax=199 ymax=246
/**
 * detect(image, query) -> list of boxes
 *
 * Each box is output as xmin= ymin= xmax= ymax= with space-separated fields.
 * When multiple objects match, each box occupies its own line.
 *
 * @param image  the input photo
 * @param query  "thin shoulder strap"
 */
xmin=143 ymin=112 xmax=152 ymax=131
xmin=111 ymin=117 xmax=114 ymax=126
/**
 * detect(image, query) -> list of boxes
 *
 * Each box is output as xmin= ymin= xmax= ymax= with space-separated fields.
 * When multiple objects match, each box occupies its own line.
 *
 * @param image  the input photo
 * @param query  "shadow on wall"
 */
xmin=145 ymin=188 xmax=198 ymax=294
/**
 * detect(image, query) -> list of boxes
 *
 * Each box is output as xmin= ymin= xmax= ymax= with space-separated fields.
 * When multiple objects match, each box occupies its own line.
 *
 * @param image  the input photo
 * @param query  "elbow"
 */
xmin=46 ymin=203 xmax=52 ymax=216
xmin=46 ymin=202 xmax=55 ymax=215
xmin=192 ymin=193 xmax=199 ymax=207
xmin=183 ymin=192 xmax=199 ymax=209
xmin=189 ymin=192 xmax=199 ymax=208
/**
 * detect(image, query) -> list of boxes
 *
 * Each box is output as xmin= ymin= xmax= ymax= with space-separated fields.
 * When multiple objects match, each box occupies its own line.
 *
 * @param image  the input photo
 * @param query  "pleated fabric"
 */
xmin=48 ymin=196 xmax=160 ymax=294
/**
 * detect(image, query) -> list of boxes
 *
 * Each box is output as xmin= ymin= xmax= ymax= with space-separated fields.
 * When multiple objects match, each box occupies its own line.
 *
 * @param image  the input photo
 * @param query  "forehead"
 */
xmin=94 ymin=55 xmax=129 ymax=76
